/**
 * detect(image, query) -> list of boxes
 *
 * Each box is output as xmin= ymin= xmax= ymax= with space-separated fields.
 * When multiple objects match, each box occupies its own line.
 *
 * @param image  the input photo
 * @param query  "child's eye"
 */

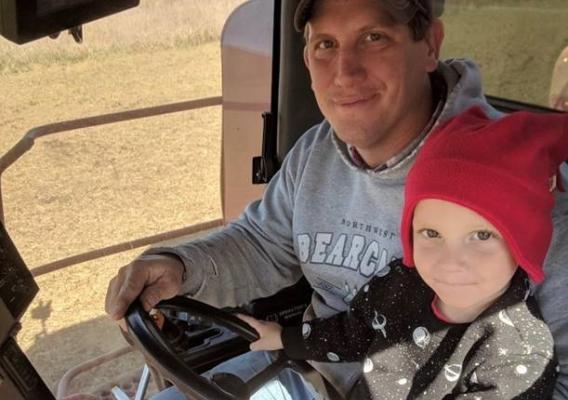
xmin=420 ymin=229 xmax=440 ymax=239
xmin=473 ymin=231 xmax=493 ymax=241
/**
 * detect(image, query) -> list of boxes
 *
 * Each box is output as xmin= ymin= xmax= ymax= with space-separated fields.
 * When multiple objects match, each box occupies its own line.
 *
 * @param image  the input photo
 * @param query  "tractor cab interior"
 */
xmin=1 ymin=0 xmax=567 ymax=399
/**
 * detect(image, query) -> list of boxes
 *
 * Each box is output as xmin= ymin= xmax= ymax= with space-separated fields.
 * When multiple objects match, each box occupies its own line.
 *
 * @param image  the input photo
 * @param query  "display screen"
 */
xmin=0 ymin=0 xmax=140 ymax=44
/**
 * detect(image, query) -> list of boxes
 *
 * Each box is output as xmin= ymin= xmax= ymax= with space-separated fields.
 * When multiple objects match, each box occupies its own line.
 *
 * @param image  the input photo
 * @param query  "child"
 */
xmin=239 ymin=106 xmax=566 ymax=399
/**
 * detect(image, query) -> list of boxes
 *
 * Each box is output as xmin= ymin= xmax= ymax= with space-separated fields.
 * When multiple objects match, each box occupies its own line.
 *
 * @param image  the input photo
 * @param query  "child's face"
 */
xmin=412 ymin=199 xmax=518 ymax=320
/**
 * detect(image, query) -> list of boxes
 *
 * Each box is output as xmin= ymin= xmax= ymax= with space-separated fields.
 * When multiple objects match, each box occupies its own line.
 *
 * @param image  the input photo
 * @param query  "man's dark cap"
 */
xmin=294 ymin=0 xmax=445 ymax=32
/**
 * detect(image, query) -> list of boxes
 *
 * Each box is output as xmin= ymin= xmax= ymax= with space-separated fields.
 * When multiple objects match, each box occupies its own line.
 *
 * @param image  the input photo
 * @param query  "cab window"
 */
xmin=441 ymin=1 xmax=568 ymax=111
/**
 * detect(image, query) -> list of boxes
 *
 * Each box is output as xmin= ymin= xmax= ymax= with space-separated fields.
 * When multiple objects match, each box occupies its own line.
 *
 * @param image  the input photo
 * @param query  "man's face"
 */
xmin=304 ymin=0 xmax=442 ymax=167
xmin=412 ymin=199 xmax=518 ymax=323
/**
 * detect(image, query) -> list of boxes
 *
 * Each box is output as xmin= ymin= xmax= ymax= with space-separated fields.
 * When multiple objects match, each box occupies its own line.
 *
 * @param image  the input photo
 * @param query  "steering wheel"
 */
xmin=124 ymin=296 xmax=291 ymax=400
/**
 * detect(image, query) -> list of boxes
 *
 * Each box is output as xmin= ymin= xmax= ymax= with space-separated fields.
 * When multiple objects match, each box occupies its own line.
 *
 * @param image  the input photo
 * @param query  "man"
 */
xmin=105 ymin=0 xmax=568 ymax=399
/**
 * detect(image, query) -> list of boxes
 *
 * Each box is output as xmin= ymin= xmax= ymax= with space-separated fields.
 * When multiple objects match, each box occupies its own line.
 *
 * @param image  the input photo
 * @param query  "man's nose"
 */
xmin=333 ymin=48 xmax=366 ymax=87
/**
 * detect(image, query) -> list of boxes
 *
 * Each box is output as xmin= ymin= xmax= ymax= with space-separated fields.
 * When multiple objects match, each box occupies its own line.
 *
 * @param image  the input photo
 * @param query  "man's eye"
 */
xmin=365 ymin=32 xmax=384 ymax=42
xmin=420 ymin=229 xmax=440 ymax=239
xmin=316 ymin=40 xmax=334 ymax=50
xmin=473 ymin=231 xmax=493 ymax=241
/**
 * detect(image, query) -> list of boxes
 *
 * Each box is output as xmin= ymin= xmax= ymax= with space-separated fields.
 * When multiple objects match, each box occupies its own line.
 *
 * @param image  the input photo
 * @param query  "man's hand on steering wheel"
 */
xmin=123 ymin=296 xmax=264 ymax=400
xmin=105 ymin=253 xmax=185 ymax=320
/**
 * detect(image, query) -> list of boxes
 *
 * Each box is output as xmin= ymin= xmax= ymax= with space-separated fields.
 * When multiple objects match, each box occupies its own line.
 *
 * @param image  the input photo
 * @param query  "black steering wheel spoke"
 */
xmin=124 ymin=296 xmax=284 ymax=400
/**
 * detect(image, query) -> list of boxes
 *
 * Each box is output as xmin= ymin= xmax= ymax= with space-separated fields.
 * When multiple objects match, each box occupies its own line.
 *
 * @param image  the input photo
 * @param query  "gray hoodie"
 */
xmin=149 ymin=59 xmax=568 ymax=398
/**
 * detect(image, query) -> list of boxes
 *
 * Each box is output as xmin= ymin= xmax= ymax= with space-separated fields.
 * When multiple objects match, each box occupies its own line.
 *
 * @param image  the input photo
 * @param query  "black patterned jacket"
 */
xmin=282 ymin=260 xmax=557 ymax=399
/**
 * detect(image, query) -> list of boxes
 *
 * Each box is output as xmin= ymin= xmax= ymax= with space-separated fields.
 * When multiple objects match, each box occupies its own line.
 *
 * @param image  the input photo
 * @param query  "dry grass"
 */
xmin=1 ymin=43 xmax=225 ymax=269
xmin=0 ymin=0 xmax=245 ymax=395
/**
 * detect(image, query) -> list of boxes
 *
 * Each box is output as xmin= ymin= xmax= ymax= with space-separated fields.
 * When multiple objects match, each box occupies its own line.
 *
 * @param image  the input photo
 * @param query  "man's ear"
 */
xmin=425 ymin=19 xmax=445 ymax=72
xmin=303 ymin=46 xmax=315 ymax=91
xmin=303 ymin=45 xmax=310 ymax=70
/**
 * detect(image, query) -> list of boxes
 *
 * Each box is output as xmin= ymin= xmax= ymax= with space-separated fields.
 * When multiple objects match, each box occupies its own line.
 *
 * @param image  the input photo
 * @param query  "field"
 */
xmin=0 ymin=0 xmax=244 ymax=396
xmin=0 ymin=0 xmax=567 ymax=397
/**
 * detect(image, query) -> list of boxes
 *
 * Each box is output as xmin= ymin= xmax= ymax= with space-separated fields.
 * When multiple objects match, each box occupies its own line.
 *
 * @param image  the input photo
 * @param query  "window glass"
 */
xmin=441 ymin=0 xmax=568 ymax=111
xmin=0 ymin=0 xmax=245 ymax=395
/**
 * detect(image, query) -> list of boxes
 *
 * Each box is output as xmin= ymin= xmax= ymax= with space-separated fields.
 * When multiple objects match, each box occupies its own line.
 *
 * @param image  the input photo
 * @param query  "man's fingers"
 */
xmin=105 ymin=255 xmax=185 ymax=320
xmin=106 ymin=265 xmax=148 ymax=319
xmin=105 ymin=276 xmax=127 ymax=320
xmin=104 ymin=276 xmax=118 ymax=316
xmin=117 ymin=269 xmax=148 ymax=314
xmin=139 ymin=273 xmax=184 ymax=311
xmin=139 ymin=286 xmax=168 ymax=312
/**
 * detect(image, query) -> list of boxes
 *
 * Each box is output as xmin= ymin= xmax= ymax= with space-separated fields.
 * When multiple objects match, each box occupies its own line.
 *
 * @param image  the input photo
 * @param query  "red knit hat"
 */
xmin=401 ymin=106 xmax=568 ymax=283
